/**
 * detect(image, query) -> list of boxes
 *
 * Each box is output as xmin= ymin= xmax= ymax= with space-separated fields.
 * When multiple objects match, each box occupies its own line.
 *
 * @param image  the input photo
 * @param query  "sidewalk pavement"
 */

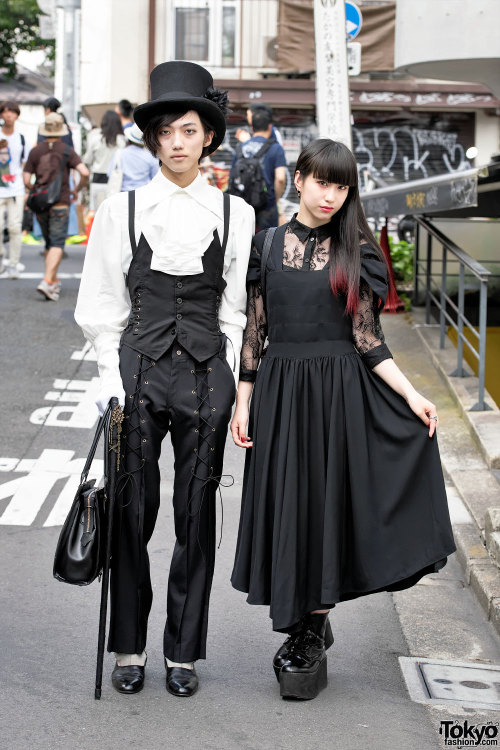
xmin=382 ymin=308 xmax=500 ymax=635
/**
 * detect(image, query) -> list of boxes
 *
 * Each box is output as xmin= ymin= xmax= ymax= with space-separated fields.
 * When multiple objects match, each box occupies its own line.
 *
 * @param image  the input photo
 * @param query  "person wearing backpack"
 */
xmin=0 ymin=100 xmax=29 ymax=279
xmin=23 ymin=113 xmax=89 ymax=300
xmin=229 ymin=109 xmax=287 ymax=231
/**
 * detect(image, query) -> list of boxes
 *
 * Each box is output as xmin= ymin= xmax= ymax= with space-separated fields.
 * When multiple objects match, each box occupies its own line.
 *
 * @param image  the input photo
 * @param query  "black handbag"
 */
xmin=27 ymin=145 xmax=71 ymax=213
xmin=53 ymin=404 xmax=113 ymax=585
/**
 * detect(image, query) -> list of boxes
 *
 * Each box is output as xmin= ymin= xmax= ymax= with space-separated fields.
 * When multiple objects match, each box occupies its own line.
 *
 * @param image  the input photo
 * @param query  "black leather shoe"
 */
xmin=278 ymin=613 xmax=329 ymax=700
xmin=111 ymin=663 xmax=145 ymax=694
xmin=273 ymin=616 xmax=333 ymax=681
xmin=166 ymin=666 xmax=198 ymax=697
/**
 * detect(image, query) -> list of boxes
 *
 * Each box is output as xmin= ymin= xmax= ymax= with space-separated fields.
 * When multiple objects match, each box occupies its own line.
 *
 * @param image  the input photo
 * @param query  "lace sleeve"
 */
xmin=238 ymin=239 xmax=267 ymax=382
xmin=239 ymin=278 xmax=267 ymax=382
xmin=352 ymin=281 xmax=392 ymax=369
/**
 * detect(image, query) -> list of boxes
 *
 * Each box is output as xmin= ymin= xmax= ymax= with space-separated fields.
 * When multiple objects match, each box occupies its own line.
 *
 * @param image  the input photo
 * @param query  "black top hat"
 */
xmin=133 ymin=61 xmax=227 ymax=153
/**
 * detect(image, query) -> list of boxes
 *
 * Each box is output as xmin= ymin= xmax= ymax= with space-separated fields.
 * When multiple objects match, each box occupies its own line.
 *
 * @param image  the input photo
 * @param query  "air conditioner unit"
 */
xmin=262 ymin=36 xmax=278 ymax=68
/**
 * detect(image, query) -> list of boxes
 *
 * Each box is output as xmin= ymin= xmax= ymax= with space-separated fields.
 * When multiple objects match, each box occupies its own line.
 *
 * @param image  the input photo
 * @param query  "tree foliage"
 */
xmin=0 ymin=0 xmax=54 ymax=79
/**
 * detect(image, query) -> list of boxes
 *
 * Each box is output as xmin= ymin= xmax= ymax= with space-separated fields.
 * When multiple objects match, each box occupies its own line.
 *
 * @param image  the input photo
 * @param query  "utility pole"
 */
xmin=54 ymin=0 xmax=81 ymax=127
xmin=314 ymin=0 xmax=352 ymax=148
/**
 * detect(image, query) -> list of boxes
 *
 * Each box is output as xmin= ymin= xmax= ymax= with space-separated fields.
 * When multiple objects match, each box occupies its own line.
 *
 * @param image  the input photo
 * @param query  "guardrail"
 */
xmin=413 ymin=216 xmax=492 ymax=411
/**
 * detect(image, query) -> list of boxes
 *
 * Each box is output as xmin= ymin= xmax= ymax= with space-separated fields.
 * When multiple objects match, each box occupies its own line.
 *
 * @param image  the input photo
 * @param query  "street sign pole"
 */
xmin=314 ymin=0 xmax=352 ymax=149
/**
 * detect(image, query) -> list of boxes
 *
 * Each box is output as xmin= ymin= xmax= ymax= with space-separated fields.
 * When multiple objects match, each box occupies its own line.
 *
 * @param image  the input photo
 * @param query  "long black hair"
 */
xmin=295 ymin=138 xmax=386 ymax=316
xmin=100 ymin=110 xmax=123 ymax=147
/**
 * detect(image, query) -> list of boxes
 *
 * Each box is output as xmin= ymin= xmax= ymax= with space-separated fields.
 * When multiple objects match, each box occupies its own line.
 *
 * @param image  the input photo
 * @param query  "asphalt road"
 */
xmin=2 ymin=242 xmax=500 ymax=750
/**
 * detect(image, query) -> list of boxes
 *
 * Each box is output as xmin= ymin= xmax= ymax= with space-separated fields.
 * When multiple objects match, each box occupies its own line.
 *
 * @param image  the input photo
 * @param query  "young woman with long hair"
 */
xmin=230 ymin=138 xmax=455 ymax=701
xmin=83 ymin=110 xmax=126 ymax=210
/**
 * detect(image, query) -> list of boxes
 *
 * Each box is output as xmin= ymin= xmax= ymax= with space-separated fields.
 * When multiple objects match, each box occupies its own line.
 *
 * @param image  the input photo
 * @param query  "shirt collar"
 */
xmin=289 ymin=213 xmax=331 ymax=243
xmin=138 ymin=169 xmax=222 ymax=218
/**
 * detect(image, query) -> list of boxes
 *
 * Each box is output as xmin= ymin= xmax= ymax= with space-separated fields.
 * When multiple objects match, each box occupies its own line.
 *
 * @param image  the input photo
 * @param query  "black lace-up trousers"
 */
xmin=108 ymin=342 xmax=236 ymax=662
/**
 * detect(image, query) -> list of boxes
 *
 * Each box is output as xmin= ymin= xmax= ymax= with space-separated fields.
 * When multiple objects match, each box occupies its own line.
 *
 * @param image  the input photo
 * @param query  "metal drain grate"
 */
xmin=399 ymin=657 xmax=500 ymax=710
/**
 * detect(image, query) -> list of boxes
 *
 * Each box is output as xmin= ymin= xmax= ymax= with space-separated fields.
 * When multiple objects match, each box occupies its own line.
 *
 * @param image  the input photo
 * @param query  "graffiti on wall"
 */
xmin=352 ymin=126 xmax=470 ymax=182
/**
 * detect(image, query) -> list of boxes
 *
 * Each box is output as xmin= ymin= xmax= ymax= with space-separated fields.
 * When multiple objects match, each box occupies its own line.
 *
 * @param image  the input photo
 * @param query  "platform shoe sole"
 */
xmin=279 ymin=657 xmax=328 ymax=700
xmin=273 ymin=620 xmax=334 ymax=682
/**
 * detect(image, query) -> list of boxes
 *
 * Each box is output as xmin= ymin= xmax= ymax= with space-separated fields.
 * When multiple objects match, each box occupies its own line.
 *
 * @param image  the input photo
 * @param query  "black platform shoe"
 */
xmin=273 ymin=616 xmax=334 ymax=681
xmin=166 ymin=666 xmax=198 ymax=697
xmin=278 ymin=612 xmax=329 ymax=700
xmin=111 ymin=662 xmax=146 ymax=694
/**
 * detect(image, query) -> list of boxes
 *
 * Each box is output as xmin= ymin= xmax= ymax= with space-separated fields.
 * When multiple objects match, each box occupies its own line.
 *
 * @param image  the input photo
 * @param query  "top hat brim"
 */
xmin=133 ymin=95 xmax=226 ymax=154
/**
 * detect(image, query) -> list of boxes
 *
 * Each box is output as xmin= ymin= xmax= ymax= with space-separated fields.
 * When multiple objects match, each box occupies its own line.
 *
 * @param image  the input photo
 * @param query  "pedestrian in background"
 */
xmin=115 ymin=98 xmax=134 ymax=131
xmin=230 ymin=108 xmax=287 ymax=232
xmin=246 ymin=102 xmax=283 ymax=145
xmin=38 ymin=97 xmax=74 ymax=148
xmin=230 ymin=138 xmax=455 ymax=701
xmin=24 ymin=113 xmax=89 ymax=301
xmin=83 ymin=110 xmax=125 ymax=210
xmin=0 ymin=100 xmax=28 ymax=279
xmin=106 ymin=122 xmax=159 ymax=193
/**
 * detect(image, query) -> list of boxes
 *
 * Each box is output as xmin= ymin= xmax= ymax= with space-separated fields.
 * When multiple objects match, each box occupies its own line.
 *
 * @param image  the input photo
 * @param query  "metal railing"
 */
xmin=413 ymin=216 xmax=492 ymax=411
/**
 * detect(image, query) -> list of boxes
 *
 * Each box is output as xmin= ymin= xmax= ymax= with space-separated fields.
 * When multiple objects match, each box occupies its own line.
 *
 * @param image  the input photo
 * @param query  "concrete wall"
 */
xmin=395 ymin=0 xmax=500 ymax=96
xmin=475 ymin=111 xmax=500 ymax=164
xmin=80 ymin=0 xmax=149 ymax=108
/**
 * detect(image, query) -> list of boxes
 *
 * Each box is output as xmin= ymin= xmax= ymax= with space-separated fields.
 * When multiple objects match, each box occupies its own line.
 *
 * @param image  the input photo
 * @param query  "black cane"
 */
xmin=95 ymin=397 xmax=121 ymax=700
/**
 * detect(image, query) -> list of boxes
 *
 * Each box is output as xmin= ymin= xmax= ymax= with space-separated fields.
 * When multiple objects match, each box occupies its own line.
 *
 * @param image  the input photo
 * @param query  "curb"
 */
xmin=410 ymin=309 xmax=500 ymax=636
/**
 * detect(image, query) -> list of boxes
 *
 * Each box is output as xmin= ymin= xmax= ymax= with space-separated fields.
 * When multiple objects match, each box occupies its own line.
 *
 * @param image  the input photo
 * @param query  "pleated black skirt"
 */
xmin=231 ymin=340 xmax=456 ymax=632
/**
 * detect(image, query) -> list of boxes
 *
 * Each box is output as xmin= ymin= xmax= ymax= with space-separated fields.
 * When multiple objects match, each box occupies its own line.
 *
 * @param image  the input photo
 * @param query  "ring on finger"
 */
xmin=429 ymin=415 xmax=438 ymax=421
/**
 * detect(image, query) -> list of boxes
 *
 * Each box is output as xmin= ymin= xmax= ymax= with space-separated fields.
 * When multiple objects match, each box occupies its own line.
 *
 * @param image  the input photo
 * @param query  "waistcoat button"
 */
xmin=177 ymin=297 xmax=183 ymax=304
xmin=176 ymin=313 xmax=182 ymax=320
xmin=176 ymin=281 xmax=183 ymax=289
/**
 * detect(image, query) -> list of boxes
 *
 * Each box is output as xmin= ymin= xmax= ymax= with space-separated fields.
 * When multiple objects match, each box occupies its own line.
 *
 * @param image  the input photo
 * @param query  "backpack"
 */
xmin=27 ymin=145 xmax=70 ymax=213
xmin=228 ymin=138 xmax=275 ymax=210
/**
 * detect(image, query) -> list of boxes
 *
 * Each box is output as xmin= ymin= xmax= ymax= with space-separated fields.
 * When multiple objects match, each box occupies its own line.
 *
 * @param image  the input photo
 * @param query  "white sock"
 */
xmin=115 ymin=650 xmax=147 ymax=667
xmin=165 ymin=657 xmax=194 ymax=670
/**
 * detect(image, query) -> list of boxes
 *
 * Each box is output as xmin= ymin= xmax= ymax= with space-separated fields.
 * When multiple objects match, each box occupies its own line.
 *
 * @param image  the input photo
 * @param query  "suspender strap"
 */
xmin=260 ymin=226 xmax=277 ymax=301
xmin=221 ymin=192 xmax=230 ymax=254
xmin=128 ymin=190 xmax=137 ymax=256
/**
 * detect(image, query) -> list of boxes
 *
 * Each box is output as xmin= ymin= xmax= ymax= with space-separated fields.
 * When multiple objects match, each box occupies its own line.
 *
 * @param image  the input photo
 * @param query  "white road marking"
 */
xmin=30 ymin=377 xmax=100 ymax=429
xmin=0 ymin=449 xmax=104 ymax=526
xmin=71 ymin=341 xmax=97 ymax=361
xmin=0 ymin=273 xmax=82 ymax=280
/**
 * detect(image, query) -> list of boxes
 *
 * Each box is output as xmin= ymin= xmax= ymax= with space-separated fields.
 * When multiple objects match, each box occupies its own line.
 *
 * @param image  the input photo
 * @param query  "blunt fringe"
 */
xmin=295 ymin=138 xmax=387 ymax=316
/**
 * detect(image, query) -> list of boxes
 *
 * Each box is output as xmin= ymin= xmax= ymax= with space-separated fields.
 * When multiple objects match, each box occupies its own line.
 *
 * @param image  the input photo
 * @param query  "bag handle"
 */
xmin=260 ymin=226 xmax=277 ymax=302
xmin=80 ymin=403 xmax=112 ymax=485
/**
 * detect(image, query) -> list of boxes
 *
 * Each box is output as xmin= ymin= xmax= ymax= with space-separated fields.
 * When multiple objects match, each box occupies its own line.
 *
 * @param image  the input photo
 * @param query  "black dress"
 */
xmin=230 ymin=216 xmax=456 ymax=633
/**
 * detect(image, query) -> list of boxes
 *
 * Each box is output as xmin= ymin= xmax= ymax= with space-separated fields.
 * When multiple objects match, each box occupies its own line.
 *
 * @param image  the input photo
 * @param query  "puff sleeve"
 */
xmin=353 ymin=244 xmax=393 ymax=369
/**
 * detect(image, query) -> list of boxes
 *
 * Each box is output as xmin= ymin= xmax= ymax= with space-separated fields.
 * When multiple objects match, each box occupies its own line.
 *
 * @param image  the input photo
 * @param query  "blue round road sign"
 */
xmin=345 ymin=1 xmax=362 ymax=40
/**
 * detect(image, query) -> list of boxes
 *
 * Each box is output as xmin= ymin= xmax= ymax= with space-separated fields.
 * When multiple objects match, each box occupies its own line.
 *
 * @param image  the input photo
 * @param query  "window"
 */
xmin=172 ymin=0 xmax=239 ymax=68
xmin=175 ymin=7 xmax=210 ymax=60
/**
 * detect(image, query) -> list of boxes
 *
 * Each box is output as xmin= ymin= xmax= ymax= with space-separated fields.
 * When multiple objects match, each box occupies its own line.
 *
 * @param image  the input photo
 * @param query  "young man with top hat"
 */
xmin=75 ymin=61 xmax=254 ymax=697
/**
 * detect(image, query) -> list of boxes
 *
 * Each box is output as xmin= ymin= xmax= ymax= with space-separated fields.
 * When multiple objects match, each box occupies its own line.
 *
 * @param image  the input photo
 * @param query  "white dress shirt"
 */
xmin=75 ymin=170 xmax=254 ymax=398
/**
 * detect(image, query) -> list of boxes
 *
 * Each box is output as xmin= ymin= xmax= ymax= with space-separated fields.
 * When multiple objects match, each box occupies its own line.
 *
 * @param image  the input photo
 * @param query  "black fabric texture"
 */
xmin=108 ymin=343 xmax=235 ymax=661
xmin=231 ymin=220 xmax=455 ymax=632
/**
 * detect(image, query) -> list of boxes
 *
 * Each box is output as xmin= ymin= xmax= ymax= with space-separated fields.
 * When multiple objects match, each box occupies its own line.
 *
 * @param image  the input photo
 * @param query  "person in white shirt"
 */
xmin=0 ymin=100 xmax=28 ymax=278
xmin=75 ymin=61 xmax=254 ymax=698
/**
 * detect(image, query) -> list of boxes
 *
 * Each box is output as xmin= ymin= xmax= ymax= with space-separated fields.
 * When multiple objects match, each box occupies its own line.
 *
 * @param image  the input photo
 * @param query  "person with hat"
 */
xmin=23 ymin=113 xmax=89 ymax=300
xmin=75 ymin=61 xmax=254 ymax=697
xmin=106 ymin=123 xmax=159 ymax=193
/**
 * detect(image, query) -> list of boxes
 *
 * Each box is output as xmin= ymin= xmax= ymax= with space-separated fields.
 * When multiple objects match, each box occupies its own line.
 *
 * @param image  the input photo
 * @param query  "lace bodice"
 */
xmin=239 ymin=216 xmax=392 ymax=382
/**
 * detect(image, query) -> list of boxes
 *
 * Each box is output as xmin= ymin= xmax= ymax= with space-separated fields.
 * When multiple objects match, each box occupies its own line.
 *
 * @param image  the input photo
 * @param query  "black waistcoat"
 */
xmin=121 ymin=190 xmax=230 ymax=362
